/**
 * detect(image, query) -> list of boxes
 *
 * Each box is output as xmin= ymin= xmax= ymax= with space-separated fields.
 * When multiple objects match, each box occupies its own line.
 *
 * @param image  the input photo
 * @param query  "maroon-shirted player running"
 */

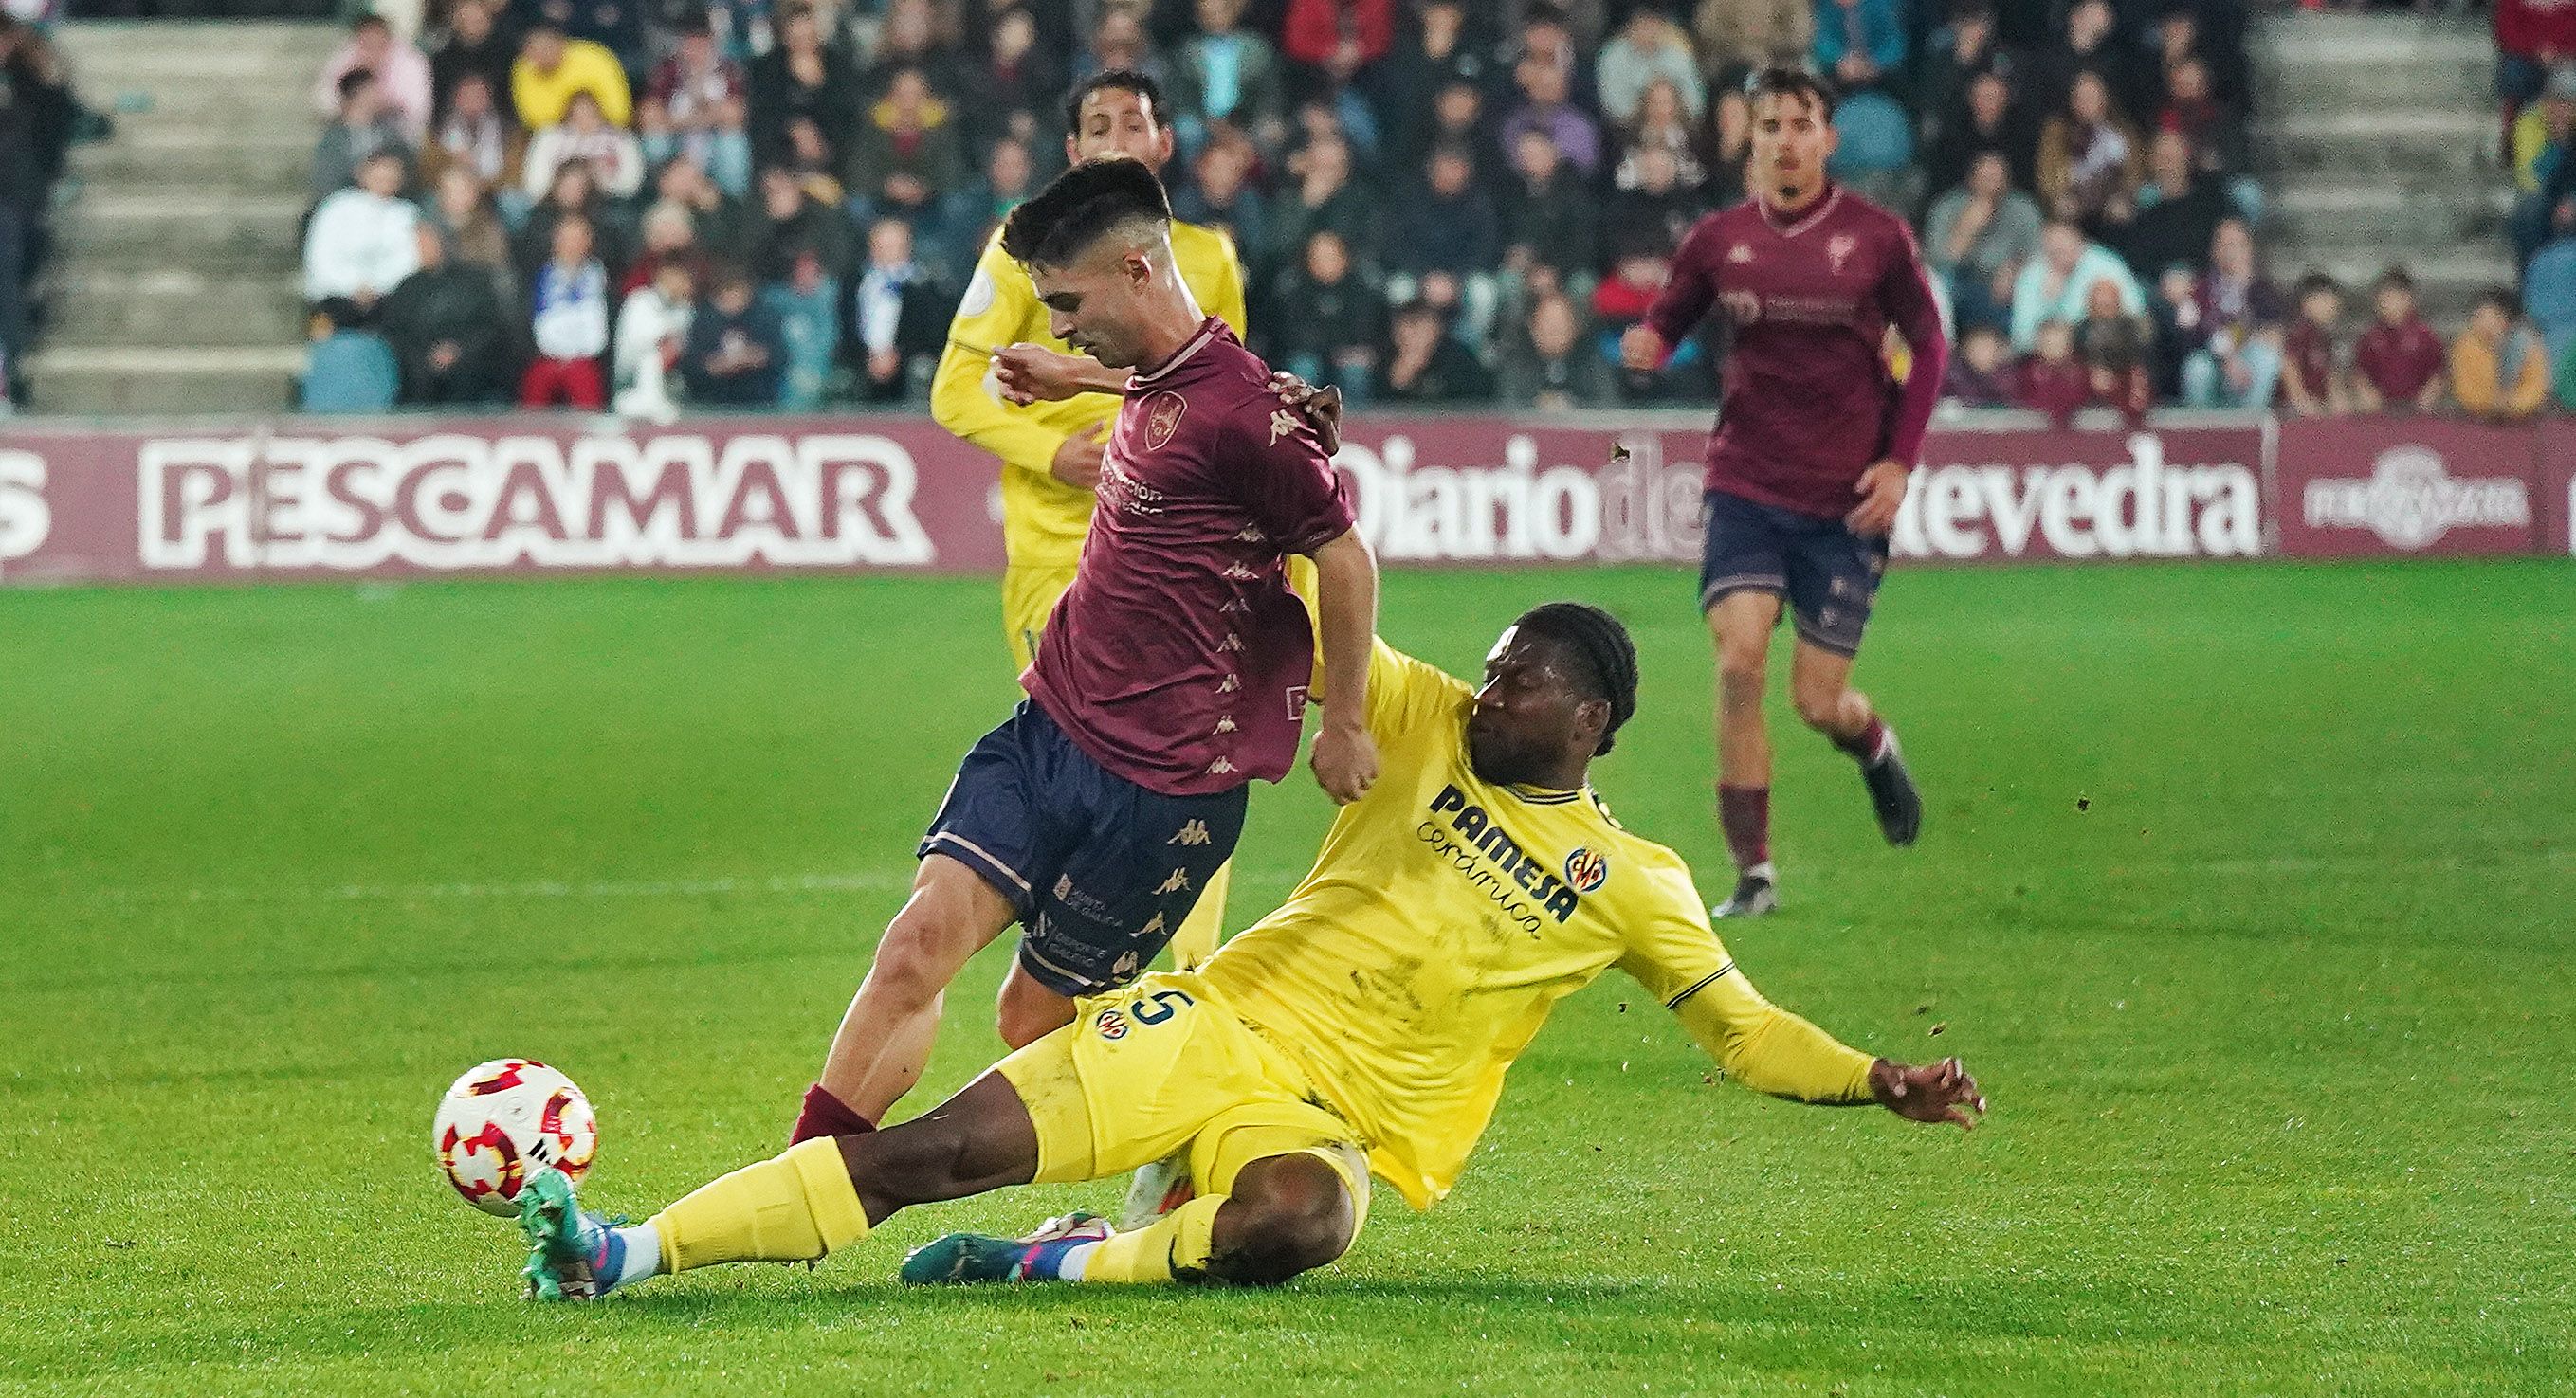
xmin=795 ymin=157 xmax=1380 ymax=1146
xmin=1621 ymin=67 xmax=1946 ymax=918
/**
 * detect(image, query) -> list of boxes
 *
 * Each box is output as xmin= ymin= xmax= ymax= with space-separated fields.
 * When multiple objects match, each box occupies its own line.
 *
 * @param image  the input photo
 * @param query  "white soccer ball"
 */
xmin=431 ymin=1059 xmax=598 ymax=1217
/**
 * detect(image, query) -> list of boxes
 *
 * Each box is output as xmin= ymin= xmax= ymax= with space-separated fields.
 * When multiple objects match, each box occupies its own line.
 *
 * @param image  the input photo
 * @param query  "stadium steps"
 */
xmin=25 ymin=20 xmax=335 ymax=416
xmin=2250 ymin=9 xmax=2513 ymax=325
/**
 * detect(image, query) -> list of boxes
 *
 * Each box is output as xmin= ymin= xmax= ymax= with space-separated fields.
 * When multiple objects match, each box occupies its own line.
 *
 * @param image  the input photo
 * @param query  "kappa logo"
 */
xmin=1217 ymin=632 xmax=1244 ymax=651
xmin=1157 ymin=867 xmax=1194 ymax=895
xmin=1562 ymin=846 xmax=1610 ymax=895
xmin=1216 ymin=675 xmax=1240 ymax=694
xmin=1270 ymin=407 xmax=1301 ymax=444
xmin=1213 ymin=716 xmax=1236 ymax=735
xmin=1095 ymin=1007 xmax=1130 ymax=1041
xmin=1826 ymin=233 xmax=1857 ymax=274
xmin=1140 ymin=912 xmax=1166 ymax=938
xmin=1206 ymin=757 xmax=1237 ymax=776
xmin=1144 ymin=390 xmax=1188 ymax=451
xmin=1726 ymin=243 xmax=1754 ymax=263
xmin=1170 ymin=820 xmax=1213 ymax=846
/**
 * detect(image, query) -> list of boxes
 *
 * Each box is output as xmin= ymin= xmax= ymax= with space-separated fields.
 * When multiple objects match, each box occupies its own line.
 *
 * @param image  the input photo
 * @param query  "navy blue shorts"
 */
xmin=1698 ymin=488 xmax=1890 ymax=658
xmin=920 ymin=700 xmax=1247 ymax=997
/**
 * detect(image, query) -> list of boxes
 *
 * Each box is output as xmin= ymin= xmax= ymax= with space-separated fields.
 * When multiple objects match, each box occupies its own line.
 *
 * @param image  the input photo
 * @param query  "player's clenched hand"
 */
xmin=1869 ymin=1056 xmax=1986 ymax=1130
xmin=995 ymin=343 xmax=1107 ymax=405
xmin=1619 ymin=325 xmax=1669 ymax=372
xmin=1309 ymin=719 xmax=1379 ymax=805
xmin=1846 ymin=459 xmax=1911 ymax=536
xmin=1267 ymin=372 xmax=1343 ymax=455
xmin=1050 ymin=425 xmax=1107 ymax=490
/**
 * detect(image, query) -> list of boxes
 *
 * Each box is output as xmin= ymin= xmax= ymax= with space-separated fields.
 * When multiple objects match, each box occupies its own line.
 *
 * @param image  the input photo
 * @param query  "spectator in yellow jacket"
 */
xmin=2451 ymin=288 xmax=2551 ymax=422
xmin=512 ymin=23 xmax=631 ymax=132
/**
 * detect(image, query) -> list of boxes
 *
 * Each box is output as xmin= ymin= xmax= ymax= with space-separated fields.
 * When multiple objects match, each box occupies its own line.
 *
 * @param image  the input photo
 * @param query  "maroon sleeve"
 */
xmin=1232 ymin=394 xmax=1358 ymax=554
xmin=1645 ymin=214 xmax=1725 ymax=349
xmin=1875 ymin=220 xmax=1949 ymax=468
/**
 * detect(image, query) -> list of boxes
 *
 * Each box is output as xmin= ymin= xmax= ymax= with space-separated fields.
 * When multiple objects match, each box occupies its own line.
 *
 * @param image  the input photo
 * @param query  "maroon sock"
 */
xmin=1834 ymin=717 xmax=1891 ymax=765
xmin=790 ymin=1083 xmax=876 ymax=1144
xmin=1717 ymin=784 xmax=1770 ymax=870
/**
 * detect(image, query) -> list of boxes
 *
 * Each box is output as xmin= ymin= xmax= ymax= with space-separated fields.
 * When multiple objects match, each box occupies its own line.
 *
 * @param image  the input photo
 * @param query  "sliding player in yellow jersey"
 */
xmin=929 ymin=67 xmax=1261 ymax=977
xmin=515 ymin=603 xmax=1985 ymax=1298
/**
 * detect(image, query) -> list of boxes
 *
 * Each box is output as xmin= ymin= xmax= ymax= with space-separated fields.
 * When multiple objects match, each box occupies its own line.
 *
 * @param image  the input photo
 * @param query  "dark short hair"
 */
xmin=2479 ymin=285 xmax=2520 ymax=316
xmin=1000 ymin=156 xmax=1171 ymax=269
xmin=1512 ymin=602 xmax=1640 ymax=756
xmin=350 ymin=13 xmax=388 ymax=31
xmin=338 ymin=67 xmax=375 ymax=101
xmin=2294 ymin=271 xmax=2341 ymax=300
xmin=1744 ymin=64 xmax=1836 ymax=119
xmin=2377 ymin=264 xmax=2416 ymax=294
xmin=1063 ymin=68 xmax=1167 ymax=140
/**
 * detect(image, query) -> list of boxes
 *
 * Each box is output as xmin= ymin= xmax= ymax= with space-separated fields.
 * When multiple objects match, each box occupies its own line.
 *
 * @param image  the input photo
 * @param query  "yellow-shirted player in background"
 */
xmin=930 ymin=67 xmax=1254 ymax=972
xmin=514 ymin=603 xmax=1985 ymax=1300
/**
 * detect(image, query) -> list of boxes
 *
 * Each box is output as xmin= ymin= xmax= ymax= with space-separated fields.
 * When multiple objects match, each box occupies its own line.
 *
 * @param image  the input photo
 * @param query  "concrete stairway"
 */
xmin=26 ymin=21 xmax=334 ymax=416
xmin=2252 ymin=9 xmax=2514 ymax=328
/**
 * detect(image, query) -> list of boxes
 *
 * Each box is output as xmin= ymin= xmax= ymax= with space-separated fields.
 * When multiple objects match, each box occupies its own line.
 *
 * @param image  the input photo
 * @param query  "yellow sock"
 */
xmin=648 ymin=1137 xmax=871 ymax=1274
xmin=1168 ymin=859 xmax=1231 ymax=971
xmin=1081 ymin=1194 xmax=1224 ymax=1283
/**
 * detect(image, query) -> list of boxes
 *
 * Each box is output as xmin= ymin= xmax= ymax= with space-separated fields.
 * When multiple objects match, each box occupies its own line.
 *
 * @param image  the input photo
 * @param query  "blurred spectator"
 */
xmin=1615 ymin=78 xmax=1710 ymax=190
xmin=1171 ymin=0 xmax=1287 ymax=154
xmin=780 ymin=118 xmax=848 ymax=206
xmin=2525 ymin=198 xmax=2576 ymax=355
xmin=765 ymin=247 xmax=841 ymax=409
xmin=1406 ymin=79 xmax=1494 ymax=186
xmin=682 ymin=267 xmax=786 ymax=406
xmin=377 ymin=223 xmax=513 ymax=404
xmin=1281 ymin=0 xmax=1395 ymax=116
xmin=1693 ymin=0 xmax=1812 ymax=77
xmin=1704 ymin=83 xmax=1750 ymax=204
xmin=621 ymin=200 xmax=711 ymax=299
xmin=749 ymin=3 xmax=860 ymax=170
xmin=513 ymin=23 xmax=631 ymax=131
xmin=966 ymin=8 xmax=1065 ymax=162
xmin=526 ymin=0 xmax=649 ymax=77
xmin=2014 ymin=318 xmax=2089 ymax=426
xmin=1079 ymin=6 xmax=1168 ymax=92
xmin=2494 ymin=0 xmax=2576 ymax=117
xmin=2179 ymin=218 xmax=2282 ymax=411
xmin=429 ymin=0 xmax=517 ymax=123
xmin=1502 ymin=129 xmax=1598 ymax=286
xmin=2010 ymin=218 xmax=2142 ymax=351
xmin=523 ymin=90 xmax=644 ymax=203
xmin=2512 ymin=64 xmax=2576 ymax=196
xmin=1378 ymin=299 xmax=1494 ymax=403
xmin=1269 ymin=131 xmax=1374 ymax=271
xmin=1499 ymin=287 xmax=1611 ymax=409
xmin=1596 ymin=240 xmax=1698 ymax=401
xmin=2351 ymin=266 xmax=2446 ymax=414
xmin=1941 ymin=321 xmax=2015 ymax=407
xmin=521 ymin=213 xmax=612 ymax=408
xmin=1823 ymin=86 xmax=1911 ymax=205
xmin=2450 ymin=287 xmax=2549 ymax=422
xmin=1926 ymin=150 xmax=2040 ymax=334
xmin=848 ymin=216 xmax=946 ymax=402
xmin=2151 ymin=55 xmax=2240 ymax=177
xmin=2278 ymin=273 xmax=2352 ymax=418
xmin=1811 ymin=0 xmax=1905 ymax=95
xmin=1924 ymin=67 xmax=2032 ymax=195
xmin=515 ymin=161 xmax=630 ymax=287
xmin=866 ymin=0 xmax=967 ymax=102
xmin=0 ymin=14 xmax=70 ymax=384
xmin=1915 ymin=0 xmax=2001 ymax=152
xmin=303 ymin=152 xmax=423 ymax=308
xmin=2074 ymin=276 xmax=2152 ymax=425
xmin=420 ymin=72 xmax=525 ymax=196
xmin=2037 ymin=70 xmax=2142 ymax=228
xmin=644 ymin=14 xmax=751 ymax=196
xmin=1384 ymin=142 xmax=1499 ymax=325
xmin=1171 ymin=134 xmax=1267 ymax=273
xmin=429 ymin=166 xmax=515 ymax=287
xmin=613 ymin=259 xmax=694 ymax=419
xmin=301 ymin=297 xmax=399 ymax=413
xmin=313 ymin=68 xmax=415 ymax=203
xmin=848 ymin=67 xmax=968 ymax=231
xmin=1502 ymin=21 xmax=1601 ymax=176
xmin=657 ymin=156 xmax=751 ymax=268
xmin=315 ymin=15 xmax=432 ymax=142
xmin=1273 ymin=227 xmax=1384 ymax=403
xmin=943 ymin=135 xmax=1040 ymax=273
xmin=747 ymin=165 xmax=855 ymax=283
xmin=1612 ymin=144 xmax=1710 ymax=262
xmin=1385 ymin=2 xmax=1492 ymax=166
xmin=1596 ymin=6 xmax=1703 ymax=129
xmin=2111 ymin=129 xmax=2226 ymax=289
xmin=2027 ymin=0 xmax=2127 ymax=120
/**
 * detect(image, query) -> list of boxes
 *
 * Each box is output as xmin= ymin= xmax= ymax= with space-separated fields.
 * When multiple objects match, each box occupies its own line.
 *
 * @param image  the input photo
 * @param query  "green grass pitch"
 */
xmin=4 ymin=559 xmax=2570 ymax=1397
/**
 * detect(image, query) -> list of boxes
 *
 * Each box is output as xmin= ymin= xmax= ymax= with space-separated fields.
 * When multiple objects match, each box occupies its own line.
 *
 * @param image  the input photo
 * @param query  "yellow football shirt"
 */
xmin=928 ymin=220 xmax=1250 ymax=572
xmin=1200 ymin=641 xmax=1878 ymax=1210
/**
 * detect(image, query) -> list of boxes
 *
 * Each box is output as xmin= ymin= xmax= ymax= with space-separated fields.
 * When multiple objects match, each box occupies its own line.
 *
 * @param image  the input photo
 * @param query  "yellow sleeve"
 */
xmin=929 ymin=235 xmax=1075 ymax=481
xmin=1208 ymin=227 xmax=1250 ymax=338
xmin=1362 ymin=638 xmax=1470 ymax=749
xmin=1616 ymin=873 xmax=1876 ymax=1104
xmin=2514 ymin=110 xmax=2548 ymax=192
xmin=588 ymin=47 xmax=632 ymax=129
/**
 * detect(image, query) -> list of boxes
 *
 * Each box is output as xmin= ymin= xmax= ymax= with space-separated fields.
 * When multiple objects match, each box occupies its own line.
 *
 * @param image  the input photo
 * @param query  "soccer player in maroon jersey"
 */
xmin=793 ymin=158 xmax=1381 ymax=1144
xmin=1620 ymin=67 xmax=1946 ymax=918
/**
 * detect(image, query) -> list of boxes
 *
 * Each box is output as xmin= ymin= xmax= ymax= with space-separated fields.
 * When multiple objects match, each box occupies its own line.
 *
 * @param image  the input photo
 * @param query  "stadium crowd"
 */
xmin=280 ymin=0 xmax=2549 ymax=422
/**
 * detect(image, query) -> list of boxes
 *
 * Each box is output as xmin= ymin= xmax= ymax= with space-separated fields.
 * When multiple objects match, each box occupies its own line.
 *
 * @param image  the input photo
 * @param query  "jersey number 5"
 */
xmin=1130 ymin=989 xmax=1196 ymax=1025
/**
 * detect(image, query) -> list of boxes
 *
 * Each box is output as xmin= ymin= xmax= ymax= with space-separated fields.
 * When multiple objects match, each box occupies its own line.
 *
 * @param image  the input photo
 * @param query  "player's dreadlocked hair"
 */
xmin=1000 ymin=156 xmax=1172 ymax=270
xmin=1513 ymin=602 xmax=1639 ymax=756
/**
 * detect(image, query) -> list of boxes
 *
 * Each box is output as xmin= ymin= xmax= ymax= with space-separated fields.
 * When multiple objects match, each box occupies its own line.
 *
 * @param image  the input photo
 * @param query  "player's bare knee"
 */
xmin=1210 ymin=1156 xmax=1355 ymax=1285
xmin=1716 ymin=651 xmax=1768 ymax=706
xmin=1791 ymin=684 xmax=1845 ymax=732
xmin=868 ymin=908 xmax=976 ymax=1008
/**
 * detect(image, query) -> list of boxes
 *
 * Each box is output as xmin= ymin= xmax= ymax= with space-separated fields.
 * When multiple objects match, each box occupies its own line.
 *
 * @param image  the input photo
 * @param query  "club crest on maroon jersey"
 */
xmin=1827 ymin=233 xmax=1857 ymax=274
xmin=1143 ymin=390 xmax=1187 ymax=451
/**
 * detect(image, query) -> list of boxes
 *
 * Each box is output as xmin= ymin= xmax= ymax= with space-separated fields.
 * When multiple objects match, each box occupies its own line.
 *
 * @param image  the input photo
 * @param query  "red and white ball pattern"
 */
xmin=431 ymin=1059 xmax=597 ymax=1216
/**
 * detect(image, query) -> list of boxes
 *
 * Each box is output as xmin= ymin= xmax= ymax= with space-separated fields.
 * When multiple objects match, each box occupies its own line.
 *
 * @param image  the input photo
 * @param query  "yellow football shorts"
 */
xmin=994 ymin=970 xmax=1372 ymax=1228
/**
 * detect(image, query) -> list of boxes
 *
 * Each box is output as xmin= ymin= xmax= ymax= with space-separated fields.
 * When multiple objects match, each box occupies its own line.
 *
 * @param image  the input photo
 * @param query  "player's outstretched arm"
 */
xmin=1306 ymin=528 xmax=1379 ymax=804
xmin=992 ymin=342 xmax=1129 ymax=403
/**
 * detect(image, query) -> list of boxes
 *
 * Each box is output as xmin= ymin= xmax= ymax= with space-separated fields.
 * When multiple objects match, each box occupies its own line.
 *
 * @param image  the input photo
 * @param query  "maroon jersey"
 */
xmin=2355 ymin=318 xmax=2446 ymax=404
xmin=1645 ymin=185 xmax=1948 ymax=520
xmin=1026 ymin=318 xmax=1356 ymax=797
xmin=2282 ymin=320 xmax=2342 ymax=405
